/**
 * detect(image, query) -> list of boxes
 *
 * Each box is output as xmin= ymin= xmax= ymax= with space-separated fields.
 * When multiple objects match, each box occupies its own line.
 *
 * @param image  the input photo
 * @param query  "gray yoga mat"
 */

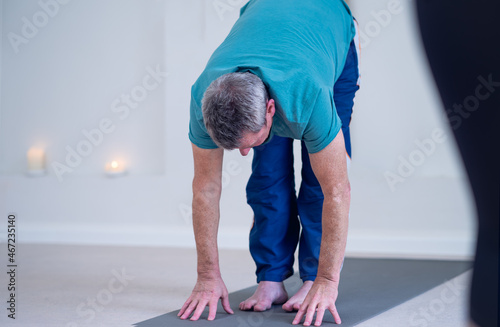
xmin=134 ymin=258 xmax=471 ymax=326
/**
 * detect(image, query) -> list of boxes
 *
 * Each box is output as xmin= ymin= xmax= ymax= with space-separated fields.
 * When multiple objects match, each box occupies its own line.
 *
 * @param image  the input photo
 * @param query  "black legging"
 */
xmin=416 ymin=1 xmax=499 ymax=326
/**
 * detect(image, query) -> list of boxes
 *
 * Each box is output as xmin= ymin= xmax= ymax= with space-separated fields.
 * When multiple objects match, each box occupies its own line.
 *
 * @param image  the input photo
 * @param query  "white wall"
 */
xmin=1 ymin=0 xmax=167 ymax=175
xmin=0 ymin=0 xmax=475 ymax=258
xmin=0 ymin=1 xmax=3 ymax=129
xmin=347 ymin=0 xmax=475 ymax=257
xmin=0 ymin=1 xmax=3 ymax=128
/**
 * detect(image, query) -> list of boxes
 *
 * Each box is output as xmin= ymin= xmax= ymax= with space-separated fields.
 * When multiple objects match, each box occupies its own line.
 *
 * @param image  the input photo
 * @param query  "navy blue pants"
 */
xmin=246 ymin=36 xmax=360 ymax=283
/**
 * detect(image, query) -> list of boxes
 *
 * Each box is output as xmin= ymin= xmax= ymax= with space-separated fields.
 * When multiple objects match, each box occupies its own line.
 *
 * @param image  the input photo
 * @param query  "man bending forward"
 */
xmin=179 ymin=0 xmax=360 ymax=325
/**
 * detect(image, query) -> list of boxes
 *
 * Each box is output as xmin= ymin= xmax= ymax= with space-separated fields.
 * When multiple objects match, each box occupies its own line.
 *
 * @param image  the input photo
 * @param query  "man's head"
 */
xmin=202 ymin=72 xmax=275 ymax=156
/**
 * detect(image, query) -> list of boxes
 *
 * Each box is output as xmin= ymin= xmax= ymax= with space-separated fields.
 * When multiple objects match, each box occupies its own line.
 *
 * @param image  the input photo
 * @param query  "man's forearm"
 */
xmin=317 ymin=183 xmax=350 ymax=283
xmin=192 ymin=181 xmax=222 ymax=279
xmin=295 ymin=134 xmax=350 ymax=326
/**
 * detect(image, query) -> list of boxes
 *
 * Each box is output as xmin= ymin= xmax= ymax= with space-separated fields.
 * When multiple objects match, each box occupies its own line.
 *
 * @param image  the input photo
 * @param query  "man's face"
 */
xmin=238 ymin=125 xmax=271 ymax=156
xmin=237 ymin=99 xmax=275 ymax=156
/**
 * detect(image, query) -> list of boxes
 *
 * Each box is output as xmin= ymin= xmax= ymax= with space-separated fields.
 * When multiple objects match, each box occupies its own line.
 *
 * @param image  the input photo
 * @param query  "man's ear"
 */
xmin=266 ymin=99 xmax=276 ymax=117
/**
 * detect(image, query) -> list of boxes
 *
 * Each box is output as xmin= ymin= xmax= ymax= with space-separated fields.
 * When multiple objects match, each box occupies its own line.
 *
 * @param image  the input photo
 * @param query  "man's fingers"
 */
xmin=221 ymin=293 xmax=234 ymax=314
xmin=180 ymin=280 xmax=233 ymax=321
xmin=303 ymin=304 xmax=317 ymax=326
xmin=178 ymin=298 xmax=191 ymax=317
xmin=292 ymin=306 xmax=306 ymax=325
xmin=180 ymin=299 xmax=198 ymax=320
xmin=314 ymin=307 xmax=326 ymax=326
xmin=207 ymin=299 xmax=219 ymax=321
xmin=329 ymin=306 xmax=341 ymax=325
xmin=190 ymin=300 xmax=209 ymax=321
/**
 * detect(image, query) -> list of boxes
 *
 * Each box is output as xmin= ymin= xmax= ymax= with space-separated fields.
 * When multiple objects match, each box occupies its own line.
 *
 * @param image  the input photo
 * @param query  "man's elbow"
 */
xmin=192 ymin=176 xmax=222 ymax=200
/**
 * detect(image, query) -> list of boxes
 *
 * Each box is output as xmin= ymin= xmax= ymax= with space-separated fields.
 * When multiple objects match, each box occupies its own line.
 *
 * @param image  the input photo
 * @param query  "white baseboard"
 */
xmin=6 ymin=223 xmax=475 ymax=259
xmin=7 ymin=223 xmax=249 ymax=249
xmin=345 ymin=230 xmax=475 ymax=260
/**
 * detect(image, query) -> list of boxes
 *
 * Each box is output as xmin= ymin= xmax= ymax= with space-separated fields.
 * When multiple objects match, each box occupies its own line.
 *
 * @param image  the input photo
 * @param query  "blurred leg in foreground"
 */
xmin=416 ymin=1 xmax=499 ymax=326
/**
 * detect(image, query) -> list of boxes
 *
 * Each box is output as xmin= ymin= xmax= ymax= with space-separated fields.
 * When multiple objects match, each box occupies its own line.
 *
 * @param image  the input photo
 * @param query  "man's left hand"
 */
xmin=292 ymin=277 xmax=341 ymax=326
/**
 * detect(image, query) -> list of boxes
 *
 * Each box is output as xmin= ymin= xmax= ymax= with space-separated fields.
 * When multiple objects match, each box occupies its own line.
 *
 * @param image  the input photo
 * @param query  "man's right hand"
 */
xmin=178 ymin=276 xmax=234 ymax=321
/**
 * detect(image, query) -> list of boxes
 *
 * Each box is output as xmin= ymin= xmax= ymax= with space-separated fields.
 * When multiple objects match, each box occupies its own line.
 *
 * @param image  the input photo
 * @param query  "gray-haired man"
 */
xmin=179 ymin=0 xmax=360 ymax=325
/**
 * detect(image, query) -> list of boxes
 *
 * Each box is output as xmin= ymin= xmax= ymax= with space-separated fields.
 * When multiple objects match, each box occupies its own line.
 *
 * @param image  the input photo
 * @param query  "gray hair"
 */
xmin=201 ymin=72 xmax=268 ymax=149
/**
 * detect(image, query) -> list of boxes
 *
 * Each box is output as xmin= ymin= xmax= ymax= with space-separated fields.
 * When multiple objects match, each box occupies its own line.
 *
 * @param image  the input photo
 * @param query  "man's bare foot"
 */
xmin=282 ymin=280 xmax=314 ymax=312
xmin=239 ymin=281 xmax=288 ymax=312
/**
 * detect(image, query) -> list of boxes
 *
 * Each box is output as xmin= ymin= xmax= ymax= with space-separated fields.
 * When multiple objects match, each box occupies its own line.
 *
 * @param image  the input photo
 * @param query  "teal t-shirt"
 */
xmin=189 ymin=0 xmax=355 ymax=153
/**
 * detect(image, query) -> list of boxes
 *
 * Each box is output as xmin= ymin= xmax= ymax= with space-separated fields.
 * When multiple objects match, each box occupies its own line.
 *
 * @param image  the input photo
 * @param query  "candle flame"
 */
xmin=27 ymin=147 xmax=46 ymax=171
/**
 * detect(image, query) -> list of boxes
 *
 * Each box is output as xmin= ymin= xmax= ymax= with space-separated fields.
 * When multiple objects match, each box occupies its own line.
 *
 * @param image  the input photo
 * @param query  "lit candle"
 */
xmin=26 ymin=147 xmax=46 ymax=175
xmin=105 ymin=160 xmax=126 ymax=177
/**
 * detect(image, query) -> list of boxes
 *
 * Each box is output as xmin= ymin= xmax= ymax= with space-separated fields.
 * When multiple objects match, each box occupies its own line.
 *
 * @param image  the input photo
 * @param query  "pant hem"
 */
xmin=256 ymin=271 xmax=293 ymax=283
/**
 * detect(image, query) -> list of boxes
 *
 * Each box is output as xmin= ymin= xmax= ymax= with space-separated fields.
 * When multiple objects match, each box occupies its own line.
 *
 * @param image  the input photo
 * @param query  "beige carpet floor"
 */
xmin=0 ymin=244 xmax=471 ymax=327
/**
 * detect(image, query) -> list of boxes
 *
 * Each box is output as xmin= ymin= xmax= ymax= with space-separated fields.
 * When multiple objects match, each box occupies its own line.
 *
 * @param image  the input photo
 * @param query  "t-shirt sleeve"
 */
xmin=188 ymin=92 xmax=219 ymax=149
xmin=302 ymin=88 xmax=342 ymax=153
xmin=239 ymin=0 xmax=252 ymax=16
